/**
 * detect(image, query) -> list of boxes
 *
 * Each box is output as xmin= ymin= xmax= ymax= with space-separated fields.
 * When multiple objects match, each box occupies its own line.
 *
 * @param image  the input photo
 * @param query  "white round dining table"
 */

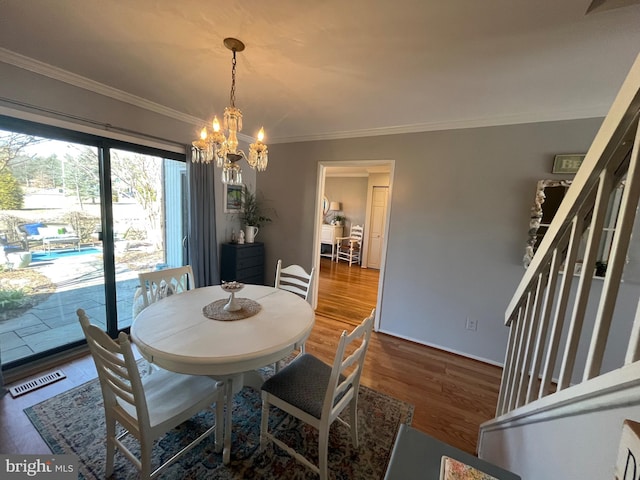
xmin=130 ymin=284 xmax=315 ymax=464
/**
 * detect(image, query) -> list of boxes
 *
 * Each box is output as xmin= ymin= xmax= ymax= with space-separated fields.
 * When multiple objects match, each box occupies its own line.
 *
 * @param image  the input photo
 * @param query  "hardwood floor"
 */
xmin=315 ymin=257 xmax=380 ymax=325
xmin=313 ymin=259 xmax=503 ymax=455
xmin=0 ymin=258 xmax=503 ymax=456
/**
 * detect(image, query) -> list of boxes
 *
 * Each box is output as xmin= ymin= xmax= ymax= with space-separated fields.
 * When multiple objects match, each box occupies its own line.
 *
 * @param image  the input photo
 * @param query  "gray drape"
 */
xmin=187 ymin=155 xmax=220 ymax=287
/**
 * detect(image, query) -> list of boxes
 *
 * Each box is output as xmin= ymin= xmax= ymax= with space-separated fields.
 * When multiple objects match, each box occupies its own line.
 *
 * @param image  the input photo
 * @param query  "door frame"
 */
xmin=312 ymin=160 xmax=395 ymax=331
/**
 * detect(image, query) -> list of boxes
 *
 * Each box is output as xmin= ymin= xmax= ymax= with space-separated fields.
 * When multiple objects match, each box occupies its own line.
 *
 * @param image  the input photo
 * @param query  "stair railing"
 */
xmin=497 ymin=53 xmax=640 ymax=416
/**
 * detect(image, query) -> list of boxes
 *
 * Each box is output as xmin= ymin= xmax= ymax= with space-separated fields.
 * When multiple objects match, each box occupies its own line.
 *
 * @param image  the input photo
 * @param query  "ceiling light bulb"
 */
xmin=199 ymin=127 xmax=207 ymax=140
xmin=257 ymin=127 xmax=265 ymax=142
xmin=212 ymin=116 xmax=221 ymax=132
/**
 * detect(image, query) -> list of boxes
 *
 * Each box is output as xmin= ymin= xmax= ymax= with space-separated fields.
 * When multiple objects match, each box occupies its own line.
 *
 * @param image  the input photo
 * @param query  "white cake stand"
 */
xmin=221 ymin=281 xmax=245 ymax=312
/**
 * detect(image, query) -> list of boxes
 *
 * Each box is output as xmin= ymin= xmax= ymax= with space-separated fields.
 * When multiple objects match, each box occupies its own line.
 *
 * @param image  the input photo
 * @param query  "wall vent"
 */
xmin=9 ymin=370 xmax=66 ymax=397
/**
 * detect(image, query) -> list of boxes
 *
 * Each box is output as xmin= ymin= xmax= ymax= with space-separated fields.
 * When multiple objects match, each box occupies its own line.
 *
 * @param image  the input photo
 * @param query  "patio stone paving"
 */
xmin=1 ymin=248 xmax=144 ymax=364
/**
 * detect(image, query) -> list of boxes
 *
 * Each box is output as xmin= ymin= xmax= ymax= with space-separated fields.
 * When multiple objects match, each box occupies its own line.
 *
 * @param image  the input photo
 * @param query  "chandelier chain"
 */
xmin=230 ymin=50 xmax=237 ymax=107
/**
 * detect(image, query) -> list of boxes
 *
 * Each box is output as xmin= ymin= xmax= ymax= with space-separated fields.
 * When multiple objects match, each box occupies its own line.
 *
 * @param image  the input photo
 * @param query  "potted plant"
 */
xmin=241 ymin=189 xmax=272 ymax=243
xmin=332 ymin=214 xmax=346 ymax=226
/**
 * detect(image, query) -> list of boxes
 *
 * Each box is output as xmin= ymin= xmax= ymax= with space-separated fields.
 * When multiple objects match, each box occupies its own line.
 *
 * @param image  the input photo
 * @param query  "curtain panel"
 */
xmin=187 ymin=156 xmax=220 ymax=287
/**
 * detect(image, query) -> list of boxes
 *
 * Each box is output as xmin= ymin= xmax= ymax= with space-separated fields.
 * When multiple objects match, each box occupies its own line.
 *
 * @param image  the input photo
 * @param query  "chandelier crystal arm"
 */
xmin=191 ymin=37 xmax=268 ymax=184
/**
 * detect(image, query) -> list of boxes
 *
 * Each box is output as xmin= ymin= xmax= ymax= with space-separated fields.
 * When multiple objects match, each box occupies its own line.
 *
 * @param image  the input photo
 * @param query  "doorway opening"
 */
xmin=312 ymin=160 xmax=394 ymax=331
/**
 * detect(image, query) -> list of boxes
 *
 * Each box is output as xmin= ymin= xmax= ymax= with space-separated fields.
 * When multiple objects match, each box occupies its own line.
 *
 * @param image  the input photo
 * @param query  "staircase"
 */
xmin=478 ymin=52 xmax=640 ymax=479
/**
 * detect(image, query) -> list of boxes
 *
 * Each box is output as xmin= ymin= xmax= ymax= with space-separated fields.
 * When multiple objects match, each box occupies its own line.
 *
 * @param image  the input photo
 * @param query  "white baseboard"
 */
xmin=375 ymin=327 xmax=504 ymax=368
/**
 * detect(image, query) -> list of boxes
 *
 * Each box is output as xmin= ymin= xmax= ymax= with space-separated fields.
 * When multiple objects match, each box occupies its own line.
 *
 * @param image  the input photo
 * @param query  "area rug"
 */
xmin=24 ymin=363 xmax=413 ymax=479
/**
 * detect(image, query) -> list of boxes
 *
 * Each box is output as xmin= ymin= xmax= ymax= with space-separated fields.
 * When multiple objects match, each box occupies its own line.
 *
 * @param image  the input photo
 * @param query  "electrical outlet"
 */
xmin=465 ymin=318 xmax=478 ymax=331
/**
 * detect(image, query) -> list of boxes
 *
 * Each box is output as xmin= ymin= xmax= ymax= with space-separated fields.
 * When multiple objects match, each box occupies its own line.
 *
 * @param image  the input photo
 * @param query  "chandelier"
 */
xmin=191 ymin=38 xmax=268 ymax=185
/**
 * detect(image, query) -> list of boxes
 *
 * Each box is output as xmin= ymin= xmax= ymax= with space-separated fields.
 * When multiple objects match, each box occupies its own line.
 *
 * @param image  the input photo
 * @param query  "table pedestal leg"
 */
xmin=223 ymin=377 xmax=233 ymax=465
xmin=242 ymin=370 xmax=265 ymax=390
xmin=219 ymin=371 xmax=265 ymax=465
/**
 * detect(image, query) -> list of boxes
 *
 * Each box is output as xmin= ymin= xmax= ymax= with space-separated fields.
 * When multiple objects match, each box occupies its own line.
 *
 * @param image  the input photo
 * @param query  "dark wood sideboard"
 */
xmin=220 ymin=242 xmax=265 ymax=285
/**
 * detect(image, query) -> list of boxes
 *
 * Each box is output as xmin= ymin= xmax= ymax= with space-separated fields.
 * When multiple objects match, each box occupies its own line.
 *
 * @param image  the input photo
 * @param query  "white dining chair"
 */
xmin=274 ymin=259 xmax=315 ymax=303
xmin=137 ymin=265 xmax=195 ymax=308
xmin=274 ymin=259 xmax=315 ymax=367
xmin=77 ymin=308 xmax=223 ymax=480
xmin=260 ymin=309 xmax=375 ymax=480
xmin=336 ymin=224 xmax=364 ymax=266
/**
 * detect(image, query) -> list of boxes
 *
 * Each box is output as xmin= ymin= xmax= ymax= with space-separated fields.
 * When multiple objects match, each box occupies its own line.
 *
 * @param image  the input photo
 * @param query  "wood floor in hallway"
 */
xmin=311 ymin=258 xmax=503 ymax=455
xmin=1 ymin=258 xmax=503 ymax=457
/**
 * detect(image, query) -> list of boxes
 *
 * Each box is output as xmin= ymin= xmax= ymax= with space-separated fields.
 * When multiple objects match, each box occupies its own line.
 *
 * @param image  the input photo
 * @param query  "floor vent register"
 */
xmin=9 ymin=370 xmax=66 ymax=397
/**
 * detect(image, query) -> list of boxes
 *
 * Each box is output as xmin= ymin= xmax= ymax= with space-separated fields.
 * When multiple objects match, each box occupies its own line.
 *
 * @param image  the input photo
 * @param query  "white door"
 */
xmin=367 ymin=186 xmax=388 ymax=269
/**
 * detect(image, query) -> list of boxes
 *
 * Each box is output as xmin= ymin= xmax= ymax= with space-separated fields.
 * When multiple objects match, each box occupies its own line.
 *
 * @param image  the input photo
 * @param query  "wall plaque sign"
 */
xmin=552 ymin=154 xmax=585 ymax=174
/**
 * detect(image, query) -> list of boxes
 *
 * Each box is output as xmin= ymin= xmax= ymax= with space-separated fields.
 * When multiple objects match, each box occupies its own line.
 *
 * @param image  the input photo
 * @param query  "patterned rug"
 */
xmin=24 ymin=362 xmax=413 ymax=479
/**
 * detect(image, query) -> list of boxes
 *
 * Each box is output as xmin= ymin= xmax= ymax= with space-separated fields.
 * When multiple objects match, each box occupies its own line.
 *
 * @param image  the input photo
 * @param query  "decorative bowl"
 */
xmin=221 ymin=281 xmax=244 ymax=293
xmin=221 ymin=281 xmax=244 ymax=312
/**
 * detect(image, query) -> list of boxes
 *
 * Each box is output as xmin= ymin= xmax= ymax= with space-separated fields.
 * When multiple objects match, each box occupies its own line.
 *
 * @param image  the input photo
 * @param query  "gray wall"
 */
xmin=257 ymin=120 xmax=606 ymax=364
xmin=324 ymin=177 xmax=368 ymax=232
xmin=1 ymin=60 xmax=621 ymax=366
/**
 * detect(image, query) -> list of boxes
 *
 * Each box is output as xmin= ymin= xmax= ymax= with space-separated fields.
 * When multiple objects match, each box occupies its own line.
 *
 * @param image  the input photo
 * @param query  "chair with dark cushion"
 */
xmin=260 ymin=309 xmax=375 ymax=480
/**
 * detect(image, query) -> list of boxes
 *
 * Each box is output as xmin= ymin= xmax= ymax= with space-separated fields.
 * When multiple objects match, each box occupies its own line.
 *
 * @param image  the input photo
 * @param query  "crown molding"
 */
xmin=269 ymin=106 xmax=609 ymax=144
xmin=1 ymin=47 xmax=608 ymax=146
xmin=0 ymin=47 xmax=205 ymax=126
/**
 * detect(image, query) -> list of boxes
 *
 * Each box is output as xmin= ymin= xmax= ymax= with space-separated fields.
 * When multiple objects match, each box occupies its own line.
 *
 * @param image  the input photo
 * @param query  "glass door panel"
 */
xmin=109 ymin=148 xmax=187 ymax=330
xmin=0 ymin=133 xmax=105 ymax=364
xmin=0 ymin=125 xmax=187 ymax=369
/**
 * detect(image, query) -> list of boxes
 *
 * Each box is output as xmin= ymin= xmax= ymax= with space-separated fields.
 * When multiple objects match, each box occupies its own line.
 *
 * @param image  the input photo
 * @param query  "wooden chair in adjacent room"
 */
xmin=260 ymin=309 xmax=375 ymax=480
xmin=336 ymin=224 xmax=364 ymax=267
xmin=77 ymin=308 xmax=223 ymax=480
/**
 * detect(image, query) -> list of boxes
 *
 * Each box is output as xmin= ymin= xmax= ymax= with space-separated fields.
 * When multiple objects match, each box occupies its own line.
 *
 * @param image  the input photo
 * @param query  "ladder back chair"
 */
xmin=260 ymin=309 xmax=375 ymax=480
xmin=274 ymin=259 xmax=315 ymax=302
xmin=77 ymin=308 xmax=223 ymax=479
xmin=137 ymin=265 xmax=195 ymax=308
xmin=273 ymin=259 xmax=316 ymax=366
xmin=336 ymin=224 xmax=364 ymax=266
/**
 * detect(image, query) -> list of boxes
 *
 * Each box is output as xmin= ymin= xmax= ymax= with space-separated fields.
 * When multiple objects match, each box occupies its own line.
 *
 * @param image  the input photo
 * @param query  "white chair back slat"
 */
xmin=324 ymin=310 xmax=374 ymax=419
xmin=78 ymin=310 xmax=150 ymax=426
xmin=275 ymin=259 xmax=315 ymax=302
xmin=137 ymin=266 xmax=195 ymax=308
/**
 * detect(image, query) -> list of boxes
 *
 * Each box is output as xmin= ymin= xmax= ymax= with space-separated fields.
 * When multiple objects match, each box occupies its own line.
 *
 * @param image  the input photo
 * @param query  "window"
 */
xmin=0 ymin=116 xmax=186 ymax=368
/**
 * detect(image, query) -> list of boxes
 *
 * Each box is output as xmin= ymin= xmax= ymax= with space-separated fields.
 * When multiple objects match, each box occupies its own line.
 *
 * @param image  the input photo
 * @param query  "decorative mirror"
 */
xmin=524 ymin=179 xmax=572 ymax=268
xmin=322 ymin=195 xmax=329 ymax=216
xmin=524 ymin=178 xmax=625 ymax=277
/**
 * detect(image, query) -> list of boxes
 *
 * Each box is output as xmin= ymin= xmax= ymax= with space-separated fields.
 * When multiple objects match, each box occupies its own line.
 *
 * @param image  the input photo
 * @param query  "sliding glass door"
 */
xmin=109 ymin=147 xmax=187 ymax=331
xmin=0 ymin=117 xmax=186 ymax=368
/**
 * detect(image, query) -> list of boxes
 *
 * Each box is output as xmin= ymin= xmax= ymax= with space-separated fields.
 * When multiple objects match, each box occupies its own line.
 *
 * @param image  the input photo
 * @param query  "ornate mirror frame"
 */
xmin=524 ymin=179 xmax=572 ymax=268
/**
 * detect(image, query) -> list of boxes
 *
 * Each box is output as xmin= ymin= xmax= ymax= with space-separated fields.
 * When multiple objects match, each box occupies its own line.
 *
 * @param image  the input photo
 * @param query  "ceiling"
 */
xmin=0 ymin=0 xmax=639 ymax=144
